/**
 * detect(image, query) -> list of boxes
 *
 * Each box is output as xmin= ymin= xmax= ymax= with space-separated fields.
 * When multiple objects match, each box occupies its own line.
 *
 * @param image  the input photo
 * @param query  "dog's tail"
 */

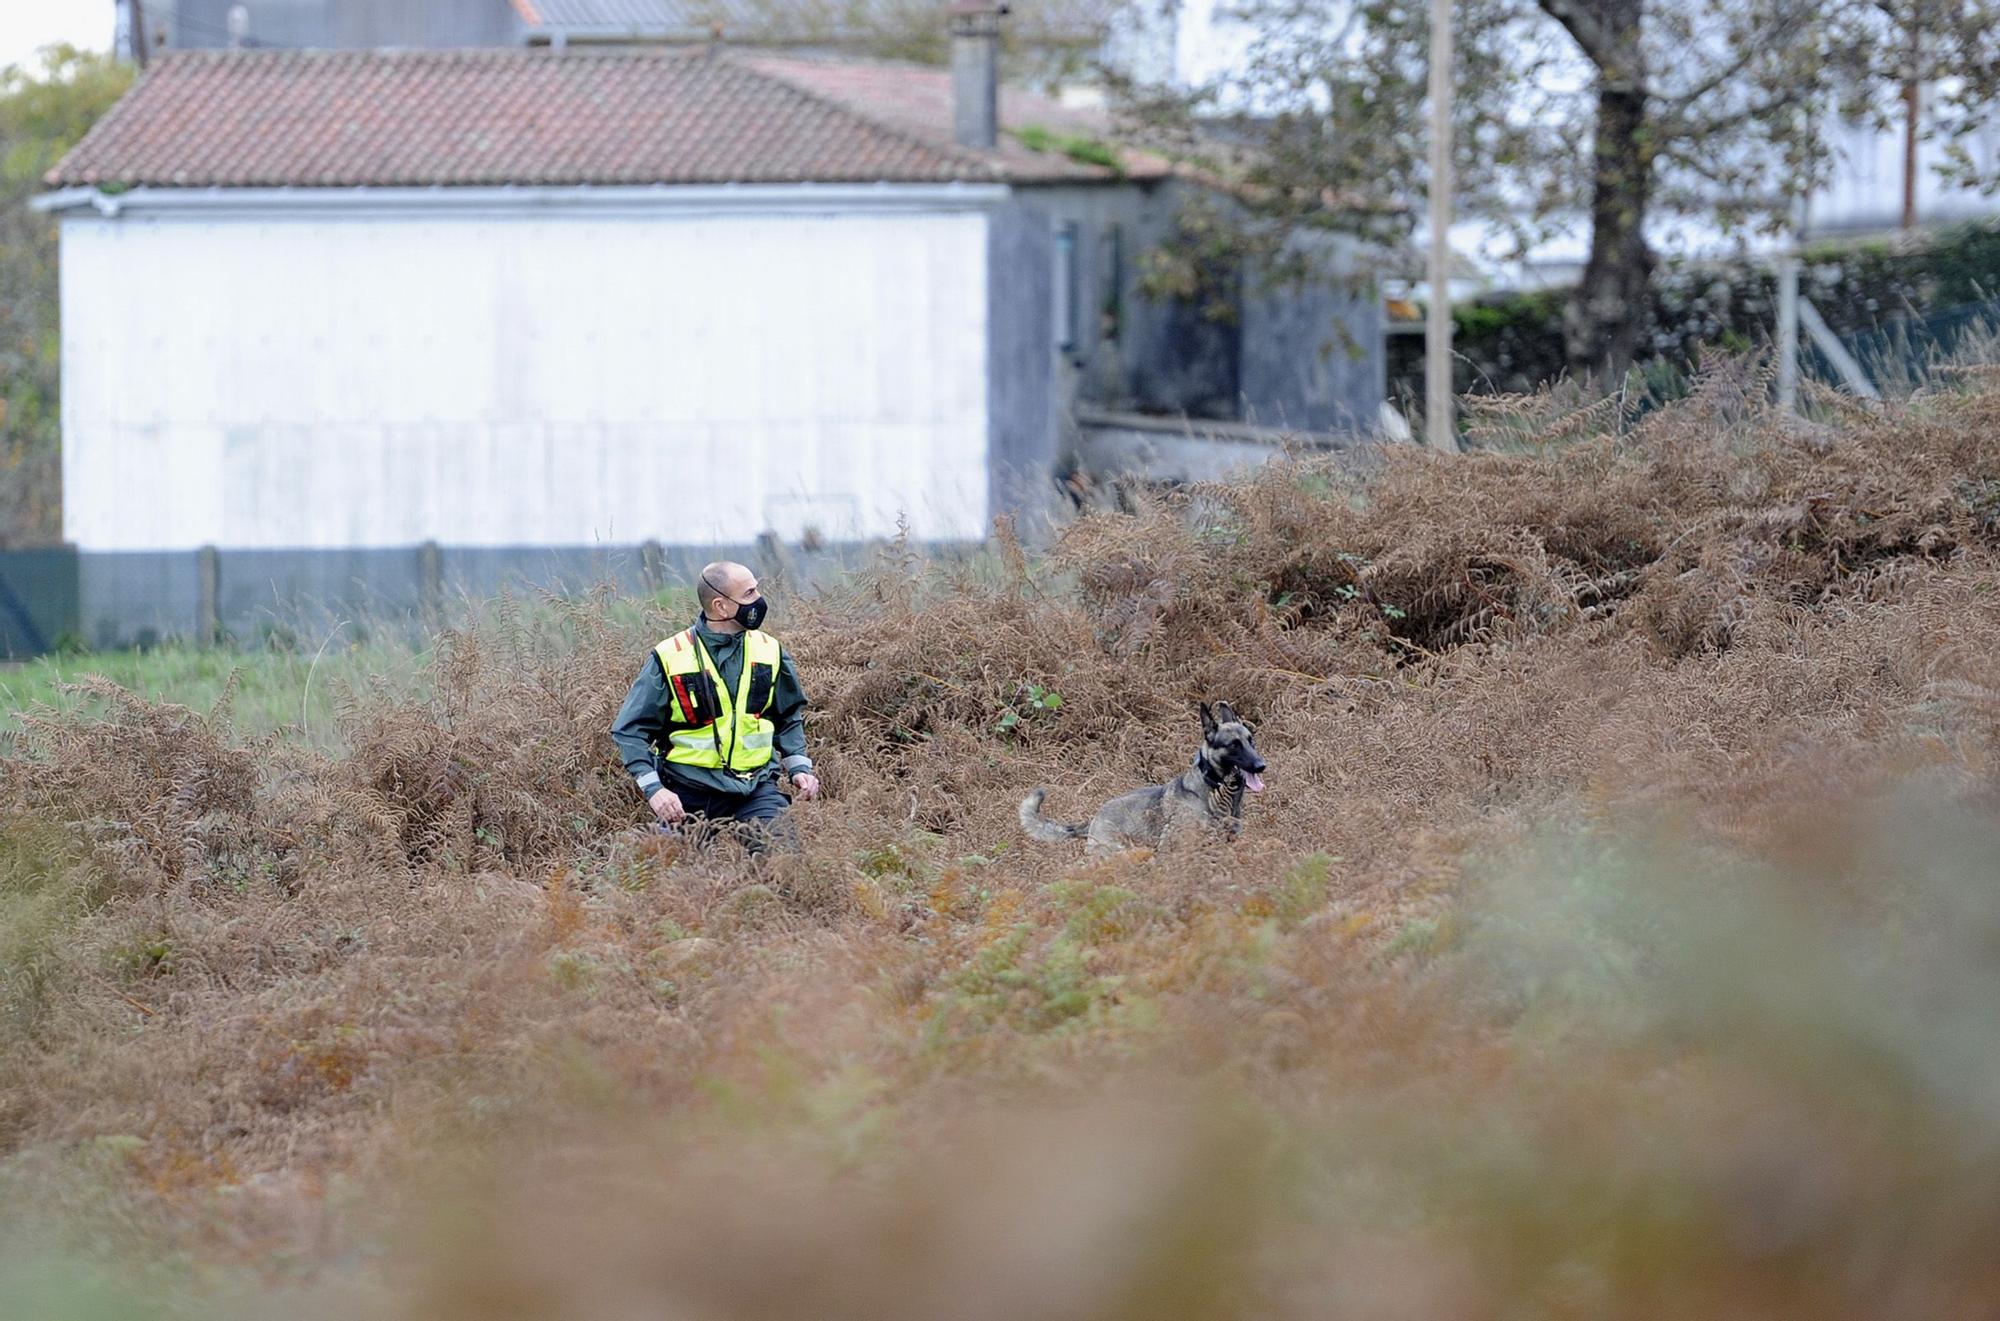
xmin=1019 ymin=789 xmax=1088 ymax=843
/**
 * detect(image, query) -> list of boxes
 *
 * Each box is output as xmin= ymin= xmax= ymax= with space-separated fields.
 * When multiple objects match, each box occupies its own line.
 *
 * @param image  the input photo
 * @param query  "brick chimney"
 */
xmin=949 ymin=0 xmax=1007 ymax=151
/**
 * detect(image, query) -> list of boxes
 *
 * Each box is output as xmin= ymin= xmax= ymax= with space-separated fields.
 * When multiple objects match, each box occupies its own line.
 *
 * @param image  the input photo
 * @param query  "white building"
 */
xmin=1811 ymin=96 xmax=2000 ymax=237
xmin=43 ymin=47 xmax=1095 ymax=558
xmin=39 ymin=40 xmax=1383 ymax=644
xmin=32 ymin=44 xmax=1079 ymax=641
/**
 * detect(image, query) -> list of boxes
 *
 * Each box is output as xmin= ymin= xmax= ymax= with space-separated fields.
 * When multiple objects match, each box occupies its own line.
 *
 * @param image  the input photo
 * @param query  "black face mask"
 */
xmin=703 ymin=576 xmax=768 ymax=631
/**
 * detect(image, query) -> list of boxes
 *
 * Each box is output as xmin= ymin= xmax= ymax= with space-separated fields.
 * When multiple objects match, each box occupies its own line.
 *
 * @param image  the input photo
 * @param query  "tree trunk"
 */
xmin=1902 ymin=9 xmax=1922 ymax=230
xmin=1564 ymin=80 xmax=1655 ymax=386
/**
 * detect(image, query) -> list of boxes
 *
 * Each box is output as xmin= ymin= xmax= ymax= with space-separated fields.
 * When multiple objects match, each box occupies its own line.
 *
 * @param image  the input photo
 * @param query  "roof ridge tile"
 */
xmin=48 ymin=47 xmax=1035 ymax=189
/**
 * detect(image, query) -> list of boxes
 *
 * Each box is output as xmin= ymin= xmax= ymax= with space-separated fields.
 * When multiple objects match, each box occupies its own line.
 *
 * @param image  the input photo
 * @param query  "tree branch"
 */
xmin=1673 ymin=85 xmax=1809 ymax=141
xmin=1535 ymin=0 xmax=1616 ymax=70
xmin=1656 ymin=142 xmax=1736 ymax=185
xmin=1654 ymin=144 xmax=1789 ymax=215
xmin=1668 ymin=0 xmax=1816 ymax=114
xmin=1668 ymin=45 xmax=1765 ymax=115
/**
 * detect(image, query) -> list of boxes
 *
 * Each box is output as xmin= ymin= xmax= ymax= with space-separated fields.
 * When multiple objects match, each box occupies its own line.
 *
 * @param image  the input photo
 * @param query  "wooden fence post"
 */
xmin=755 ymin=530 xmax=788 ymax=594
xmin=419 ymin=540 xmax=443 ymax=632
xmin=196 ymin=545 xmax=220 ymax=645
xmin=640 ymin=539 xmax=665 ymax=597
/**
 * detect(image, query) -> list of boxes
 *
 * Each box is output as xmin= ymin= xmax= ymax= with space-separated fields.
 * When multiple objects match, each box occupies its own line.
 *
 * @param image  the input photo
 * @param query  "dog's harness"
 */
xmin=1191 ymin=753 xmax=1249 ymax=838
xmin=1192 ymin=751 xmax=1247 ymax=811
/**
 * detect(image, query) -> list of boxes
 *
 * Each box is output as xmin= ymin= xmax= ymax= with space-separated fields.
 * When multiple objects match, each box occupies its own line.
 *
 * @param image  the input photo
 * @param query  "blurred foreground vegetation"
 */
xmin=5 ymin=368 xmax=2000 ymax=1317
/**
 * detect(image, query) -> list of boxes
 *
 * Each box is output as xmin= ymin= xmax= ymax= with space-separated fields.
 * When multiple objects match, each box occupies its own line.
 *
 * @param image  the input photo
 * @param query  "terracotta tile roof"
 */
xmin=47 ymin=46 xmax=1161 ymax=191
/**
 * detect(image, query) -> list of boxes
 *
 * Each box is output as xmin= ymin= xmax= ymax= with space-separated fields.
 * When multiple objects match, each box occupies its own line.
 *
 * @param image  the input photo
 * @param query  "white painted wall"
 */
xmin=1097 ymin=0 xmax=1256 ymax=94
xmin=59 ymin=197 xmax=992 ymax=551
xmin=1812 ymin=94 xmax=2000 ymax=235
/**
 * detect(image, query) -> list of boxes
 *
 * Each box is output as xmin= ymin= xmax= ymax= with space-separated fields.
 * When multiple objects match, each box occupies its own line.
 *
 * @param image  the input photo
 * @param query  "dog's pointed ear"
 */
xmin=1199 ymin=701 xmax=1217 ymax=736
xmin=1213 ymin=701 xmax=1238 ymax=726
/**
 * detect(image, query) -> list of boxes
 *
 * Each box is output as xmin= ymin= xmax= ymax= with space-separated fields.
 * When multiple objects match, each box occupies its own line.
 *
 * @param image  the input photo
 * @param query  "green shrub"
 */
xmin=0 ymin=815 xmax=113 ymax=1045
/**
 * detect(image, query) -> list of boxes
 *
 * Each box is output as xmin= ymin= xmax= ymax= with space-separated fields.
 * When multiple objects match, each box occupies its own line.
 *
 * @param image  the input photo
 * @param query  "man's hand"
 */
xmin=791 ymin=772 xmax=821 ymax=802
xmin=648 ymin=787 xmax=685 ymax=825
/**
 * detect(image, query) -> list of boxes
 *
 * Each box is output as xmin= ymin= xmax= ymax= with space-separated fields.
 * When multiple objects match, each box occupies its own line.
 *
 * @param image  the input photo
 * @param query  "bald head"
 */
xmin=696 ymin=561 xmax=754 ymax=611
xmin=695 ymin=561 xmax=766 ymax=632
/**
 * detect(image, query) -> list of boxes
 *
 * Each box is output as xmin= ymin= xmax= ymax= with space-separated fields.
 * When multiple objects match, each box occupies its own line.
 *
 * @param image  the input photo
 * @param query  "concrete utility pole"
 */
xmin=1777 ymin=153 xmax=1810 ymax=413
xmin=1425 ymin=0 xmax=1458 ymax=452
xmin=1776 ymin=220 xmax=1801 ymax=412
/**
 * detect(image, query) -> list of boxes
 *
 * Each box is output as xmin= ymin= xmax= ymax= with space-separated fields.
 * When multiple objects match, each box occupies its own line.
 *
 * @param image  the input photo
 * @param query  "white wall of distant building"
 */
xmin=1812 ymin=89 xmax=2000 ymax=235
xmin=1100 ymin=0 xmax=1257 ymax=94
xmin=57 ymin=192 xmax=995 ymax=551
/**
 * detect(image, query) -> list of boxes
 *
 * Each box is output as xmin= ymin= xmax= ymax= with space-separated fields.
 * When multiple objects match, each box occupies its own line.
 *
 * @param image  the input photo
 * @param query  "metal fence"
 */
xmin=0 ymin=531 xmax=995 ymax=660
xmin=0 ymin=539 xmax=779 ymax=660
xmin=1812 ymin=297 xmax=2000 ymax=394
xmin=0 ymin=549 xmax=79 ymax=659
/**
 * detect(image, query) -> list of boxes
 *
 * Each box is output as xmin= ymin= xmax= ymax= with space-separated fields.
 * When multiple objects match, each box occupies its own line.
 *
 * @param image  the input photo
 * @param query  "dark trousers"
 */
xmin=662 ymin=776 xmax=797 ymax=856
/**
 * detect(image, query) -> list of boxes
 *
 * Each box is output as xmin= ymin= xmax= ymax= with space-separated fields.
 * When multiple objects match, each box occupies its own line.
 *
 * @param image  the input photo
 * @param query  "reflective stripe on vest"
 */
xmin=651 ymin=627 xmax=782 ymax=775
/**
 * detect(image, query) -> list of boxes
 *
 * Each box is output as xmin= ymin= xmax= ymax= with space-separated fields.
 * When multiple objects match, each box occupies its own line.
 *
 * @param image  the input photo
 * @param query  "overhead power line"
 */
xmin=130 ymin=1 xmax=283 ymax=53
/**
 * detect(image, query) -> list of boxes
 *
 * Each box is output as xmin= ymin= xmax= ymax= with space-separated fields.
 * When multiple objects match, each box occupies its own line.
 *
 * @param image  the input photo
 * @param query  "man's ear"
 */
xmin=1199 ymin=702 xmax=1217 ymax=737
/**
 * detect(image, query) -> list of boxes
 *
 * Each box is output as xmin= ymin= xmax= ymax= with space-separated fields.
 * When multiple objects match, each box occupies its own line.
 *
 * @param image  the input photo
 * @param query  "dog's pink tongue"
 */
xmin=1243 ymin=772 xmax=1266 ymax=793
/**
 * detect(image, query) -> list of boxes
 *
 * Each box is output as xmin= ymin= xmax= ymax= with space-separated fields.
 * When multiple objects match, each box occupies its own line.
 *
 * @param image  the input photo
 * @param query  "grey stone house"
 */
xmin=42 ymin=11 xmax=1382 ymax=647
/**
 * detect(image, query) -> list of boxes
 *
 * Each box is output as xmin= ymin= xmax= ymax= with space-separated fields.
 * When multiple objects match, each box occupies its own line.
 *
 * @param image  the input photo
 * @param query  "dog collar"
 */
xmin=1193 ymin=752 xmax=1231 ymax=790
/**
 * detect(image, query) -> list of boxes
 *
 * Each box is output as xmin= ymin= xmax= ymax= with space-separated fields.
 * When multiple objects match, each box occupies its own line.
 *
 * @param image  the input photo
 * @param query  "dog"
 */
xmin=1019 ymin=701 xmax=1268 ymax=855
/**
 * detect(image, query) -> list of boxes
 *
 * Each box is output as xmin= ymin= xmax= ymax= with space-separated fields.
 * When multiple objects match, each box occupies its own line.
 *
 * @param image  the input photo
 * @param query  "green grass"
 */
xmin=1013 ymin=123 xmax=1124 ymax=172
xmin=0 ymin=585 xmax=708 ymax=756
xmin=0 ymin=814 xmax=114 ymax=1047
xmin=0 ymin=639 xmax=427 ymax=753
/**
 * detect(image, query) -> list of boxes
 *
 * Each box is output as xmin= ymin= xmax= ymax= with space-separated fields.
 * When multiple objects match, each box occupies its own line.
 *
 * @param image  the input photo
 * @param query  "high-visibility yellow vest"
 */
xmin=651 ymin=627 xmax=782 ymax=775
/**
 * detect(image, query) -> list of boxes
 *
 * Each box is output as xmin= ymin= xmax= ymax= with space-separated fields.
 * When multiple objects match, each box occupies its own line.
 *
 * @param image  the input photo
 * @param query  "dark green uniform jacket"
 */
xmin=610 ymin=620 xmax=812 ymax=799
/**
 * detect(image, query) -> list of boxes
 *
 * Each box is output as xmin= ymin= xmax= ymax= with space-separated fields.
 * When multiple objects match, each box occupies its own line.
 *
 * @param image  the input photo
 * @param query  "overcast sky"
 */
xmin=1 ymin=0 xmax=112 ymax=72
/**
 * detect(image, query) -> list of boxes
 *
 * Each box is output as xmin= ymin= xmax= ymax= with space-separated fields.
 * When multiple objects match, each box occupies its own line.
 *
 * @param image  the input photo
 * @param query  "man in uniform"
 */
xmin=610 ymin=561 xmax=818 ymax=853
